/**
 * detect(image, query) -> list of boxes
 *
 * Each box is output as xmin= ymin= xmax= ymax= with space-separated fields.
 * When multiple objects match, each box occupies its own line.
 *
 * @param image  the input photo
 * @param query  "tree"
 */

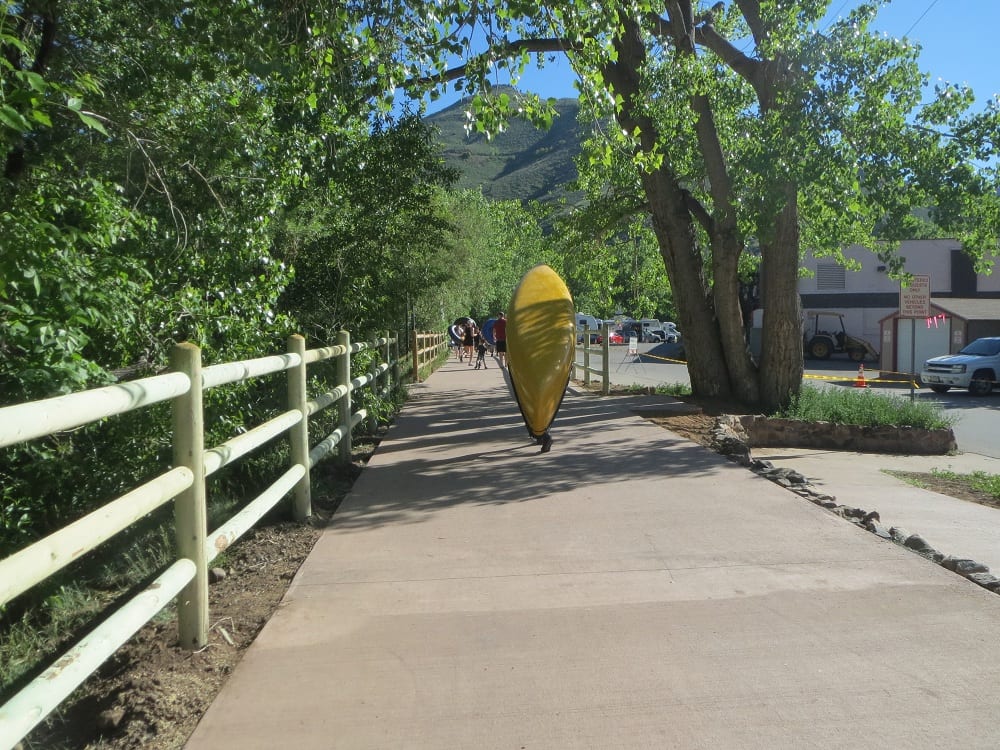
xmin=0 ymin=0 xmax=471 ymax=547
xmin=275 ymin=116 xmax=460 ymax=340
xmin=419 ymin=189 xmax=550 ymax=327
xmin=393 ymin=0 xmax=1000 ymax=410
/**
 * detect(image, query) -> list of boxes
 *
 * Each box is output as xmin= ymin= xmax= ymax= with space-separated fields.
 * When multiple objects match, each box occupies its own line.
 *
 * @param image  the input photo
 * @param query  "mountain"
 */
xmin=425 ymin=89 xmax=586 ymax=205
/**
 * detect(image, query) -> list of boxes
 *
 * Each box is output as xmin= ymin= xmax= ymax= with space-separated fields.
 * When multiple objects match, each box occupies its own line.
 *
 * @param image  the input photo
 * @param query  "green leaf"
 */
xmin=76 ymin=112 xmax=108 ymax=135
xmin=30 ymin=109 xmax=53 ymax=127
xmin=20 ymin=71 xmax=48 ymax=93
xmin=0 ymin=105 xmax=31 ymax=132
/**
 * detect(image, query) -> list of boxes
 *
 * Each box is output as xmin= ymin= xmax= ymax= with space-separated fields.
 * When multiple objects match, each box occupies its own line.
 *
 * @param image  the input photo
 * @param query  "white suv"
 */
xmin=920 ymin=337 xmax=1000 ymax=396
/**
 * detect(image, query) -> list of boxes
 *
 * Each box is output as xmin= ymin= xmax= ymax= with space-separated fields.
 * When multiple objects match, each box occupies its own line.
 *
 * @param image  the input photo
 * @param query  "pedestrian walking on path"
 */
xmin=475 ymin=338 xmax=488 ymax=369
xmin=493 ymin=312 xmax=507 ymax=368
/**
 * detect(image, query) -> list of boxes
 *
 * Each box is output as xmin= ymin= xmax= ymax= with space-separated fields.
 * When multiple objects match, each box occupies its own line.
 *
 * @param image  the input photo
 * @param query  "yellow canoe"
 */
xmin=506 ymin=265 xmax=575 ymax=445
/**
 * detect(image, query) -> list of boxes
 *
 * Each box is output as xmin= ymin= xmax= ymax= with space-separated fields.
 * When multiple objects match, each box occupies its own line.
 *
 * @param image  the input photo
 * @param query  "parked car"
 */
xmin=645 ymin=322 xmax=680 ymax=343
xmin=576 ymin=332 xmax=603 ymax=345
xmin=609 ymin=331 xmax=625 ymax=345
xmin=920 ymin=337 xmax=1000 ymax=395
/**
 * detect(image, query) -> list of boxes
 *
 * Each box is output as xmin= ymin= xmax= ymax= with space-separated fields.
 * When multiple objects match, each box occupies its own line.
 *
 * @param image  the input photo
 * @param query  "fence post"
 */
xmin=337 ymin=330 xmax=352 ymax=464
xmin=411 ymin=329 xmax=419 ymax=382
xmin=391 ymin=331 xmax=400 ymax=388
xmin=170 ymin=342 xmax=209 ymax=650
xmin=368 ymin=346 xmax=378 ymax=436
xmin=383 ymin=330 xmax=391 ymax=395
xmin=602 ymin=324 xmax=611 ymax=395
xmin=287 ymin=334 xmax=311 ymax=521
xmin=583 ymin=331 xmax=591 ymax=387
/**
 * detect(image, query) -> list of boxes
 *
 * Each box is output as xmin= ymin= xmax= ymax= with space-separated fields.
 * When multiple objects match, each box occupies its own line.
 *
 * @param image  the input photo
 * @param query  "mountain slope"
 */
xmin=425 ymin=90 xmax=586 ymax=204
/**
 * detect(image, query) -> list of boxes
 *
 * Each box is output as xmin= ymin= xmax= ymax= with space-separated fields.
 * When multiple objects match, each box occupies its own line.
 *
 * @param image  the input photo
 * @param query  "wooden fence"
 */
xmin=0 ymin=329 xmax=435 ymax=747
xmin=574 ymin=323 xmax=611 ymax=395
xmin=411 ymin=331 xmax=449 ymax=380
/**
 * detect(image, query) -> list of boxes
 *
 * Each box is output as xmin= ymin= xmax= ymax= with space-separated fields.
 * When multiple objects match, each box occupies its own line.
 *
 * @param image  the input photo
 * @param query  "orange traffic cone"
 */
xmin=853 ymin=363 xmax=868 ymax=388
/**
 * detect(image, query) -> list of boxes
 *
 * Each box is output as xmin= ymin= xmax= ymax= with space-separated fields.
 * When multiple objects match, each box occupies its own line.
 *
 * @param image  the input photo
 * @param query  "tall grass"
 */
xmin=776 ymin=385 xmax=955 ymax=430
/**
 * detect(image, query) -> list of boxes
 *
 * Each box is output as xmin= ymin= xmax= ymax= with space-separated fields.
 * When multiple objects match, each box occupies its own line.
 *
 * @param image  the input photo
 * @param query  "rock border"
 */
xmin=710 ymin=416 xmax=1000 ymax=596
xmin=733 ymin=414 xmax=957 ymax=454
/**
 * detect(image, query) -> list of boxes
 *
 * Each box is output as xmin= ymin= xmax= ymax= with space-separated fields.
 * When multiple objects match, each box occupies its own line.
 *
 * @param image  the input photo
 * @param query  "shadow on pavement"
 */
xmin=323 ymin=378 xmax=730 ymax=531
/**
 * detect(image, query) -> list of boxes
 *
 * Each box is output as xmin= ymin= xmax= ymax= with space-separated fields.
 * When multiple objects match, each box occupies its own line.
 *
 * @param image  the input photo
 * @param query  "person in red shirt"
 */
xmin=492 ymin=312 xmax=507 ymax=368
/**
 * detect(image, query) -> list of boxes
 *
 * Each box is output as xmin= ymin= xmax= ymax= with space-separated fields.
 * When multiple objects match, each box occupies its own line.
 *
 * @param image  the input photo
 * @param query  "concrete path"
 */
xmin=752 ymin=447 xmax=1000 ymax=574
xmin=186 ymin=354 xmax=1000 ymax=749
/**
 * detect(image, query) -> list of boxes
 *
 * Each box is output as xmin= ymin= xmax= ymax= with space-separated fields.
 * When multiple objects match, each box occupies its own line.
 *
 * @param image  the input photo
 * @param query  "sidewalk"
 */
xmin=752 ymin=447 xmax=1000 ymax=574
xmin=186 ymin=354 xmax=1000 ymax=749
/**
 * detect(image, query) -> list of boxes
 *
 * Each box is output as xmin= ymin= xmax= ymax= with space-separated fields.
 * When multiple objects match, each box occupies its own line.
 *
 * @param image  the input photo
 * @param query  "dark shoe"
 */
xmin=539 ymin=433 xmax=553 ymax=453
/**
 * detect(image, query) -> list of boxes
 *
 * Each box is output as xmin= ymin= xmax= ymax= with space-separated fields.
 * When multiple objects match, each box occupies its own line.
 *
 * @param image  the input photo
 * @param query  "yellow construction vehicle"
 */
xmin=803 ymin=311 xmax=879 ymax=362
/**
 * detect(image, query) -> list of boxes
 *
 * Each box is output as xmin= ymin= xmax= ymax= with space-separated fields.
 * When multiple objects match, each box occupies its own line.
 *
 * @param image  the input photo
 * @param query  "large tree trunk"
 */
xmin=671 ymin=0 xmax=760 ymax=405
xmin=758 ymin=186 xmax=803 ymax=411
xmin=605 ymin=15 xmax=734 ymax=400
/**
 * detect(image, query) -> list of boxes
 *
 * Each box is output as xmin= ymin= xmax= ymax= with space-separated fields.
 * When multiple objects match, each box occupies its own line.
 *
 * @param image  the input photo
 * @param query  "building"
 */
xmin=798 ymin=239 xmax=1000 ymax=371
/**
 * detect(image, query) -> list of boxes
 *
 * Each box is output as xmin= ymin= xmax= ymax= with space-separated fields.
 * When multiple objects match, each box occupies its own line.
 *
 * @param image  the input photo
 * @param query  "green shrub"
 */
xmin=776 ymin=385 xmax=954 ymax=430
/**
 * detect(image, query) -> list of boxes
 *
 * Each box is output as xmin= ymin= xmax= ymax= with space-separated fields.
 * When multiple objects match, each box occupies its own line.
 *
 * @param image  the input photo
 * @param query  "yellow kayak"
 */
xmin=506 ymin=265 xmax=575 ymax=450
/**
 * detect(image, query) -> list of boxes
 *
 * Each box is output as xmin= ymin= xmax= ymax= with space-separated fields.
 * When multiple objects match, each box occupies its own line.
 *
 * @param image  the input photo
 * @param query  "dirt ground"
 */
xmin=19 ymin=398 xmax=996 ymax=750
xmin=21 ymin=433 xmax=379 ymax=750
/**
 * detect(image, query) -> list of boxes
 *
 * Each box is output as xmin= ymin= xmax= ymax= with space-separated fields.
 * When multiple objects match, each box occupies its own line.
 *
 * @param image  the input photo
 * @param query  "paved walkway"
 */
xmin=186 ymin=354 xmax=1000 ymax=749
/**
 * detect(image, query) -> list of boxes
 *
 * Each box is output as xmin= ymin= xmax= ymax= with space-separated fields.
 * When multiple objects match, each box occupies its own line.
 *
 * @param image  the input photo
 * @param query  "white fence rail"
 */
xmin=573 ymin=323 xmax=612 ymax=395
xmin=0 ymin=329 xmax=414 ymax=749
xmin=411 ymin=331 xmax=449 ymax=381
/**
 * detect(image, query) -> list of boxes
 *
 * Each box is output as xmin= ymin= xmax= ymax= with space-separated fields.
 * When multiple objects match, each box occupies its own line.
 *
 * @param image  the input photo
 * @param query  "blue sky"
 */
xmin=425 ymin=1 xmax=998 ymax=115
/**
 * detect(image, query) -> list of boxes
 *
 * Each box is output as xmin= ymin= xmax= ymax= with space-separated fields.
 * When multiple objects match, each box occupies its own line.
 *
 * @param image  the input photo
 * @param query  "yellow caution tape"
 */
xmin=635 ymin=352 xmax=687 ymax=365
xmin=631 ymin=353 xmax=1000 ymax=390
xmin=802 ymin=372 xmax=920 ymax=388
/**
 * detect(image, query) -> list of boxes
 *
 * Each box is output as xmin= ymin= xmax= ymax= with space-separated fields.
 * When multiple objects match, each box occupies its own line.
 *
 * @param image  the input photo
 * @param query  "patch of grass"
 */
xmin=613 ymin=382 xmax=692 ymax=397
xmin=1 ymin=583 xmax=111 ymax=691
xmin=930 ymin=469 xmax=1000 ymax=501
xmin=776 ymin=385 xmax=954 ymax=430
xmin=0 ymin=493 xmax=259 ymax=700
xmin=652 ymin=382 xmax=692 ymax=397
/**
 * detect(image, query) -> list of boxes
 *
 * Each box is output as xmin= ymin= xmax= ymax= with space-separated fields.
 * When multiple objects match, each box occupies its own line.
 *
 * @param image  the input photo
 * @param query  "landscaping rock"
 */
xmin=867 ymin=522 xmax=893 ymax=540
xmin=97 ymin=707 xmax=127 ymax=731
xmin=889 ymin=527 xmax=911 ymax=544
xmin=965 ymin=572 xmax=1000 ymax=591
xmin=710 ymin=417 xmax=752 ymax=466
xmin=903 ymin=534 xmax=937 ymax=556
xmin=940 ymin=557 xmax=990 ymax=575
xmin=209 ymin=567 xmax=228 ymax=584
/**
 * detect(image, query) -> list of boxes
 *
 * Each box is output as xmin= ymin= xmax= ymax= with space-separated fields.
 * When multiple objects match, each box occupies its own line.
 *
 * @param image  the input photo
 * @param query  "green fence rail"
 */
xmin=0 ymin=329 xmax=434 ymax=748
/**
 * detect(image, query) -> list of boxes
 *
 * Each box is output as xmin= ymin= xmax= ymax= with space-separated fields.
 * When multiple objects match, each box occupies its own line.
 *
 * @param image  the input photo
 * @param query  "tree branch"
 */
xmin=734 ymin=0 xmax=766 ymax=48
xmin=693 ymin=22 xmax=764 ymax=88
xmin=682 ymin=188 xmax=714 ymax=235
xmin=409 ymin=37 xmax=583 ymax=89
xmin=643 ymin=4 xmax=767 ymax=98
